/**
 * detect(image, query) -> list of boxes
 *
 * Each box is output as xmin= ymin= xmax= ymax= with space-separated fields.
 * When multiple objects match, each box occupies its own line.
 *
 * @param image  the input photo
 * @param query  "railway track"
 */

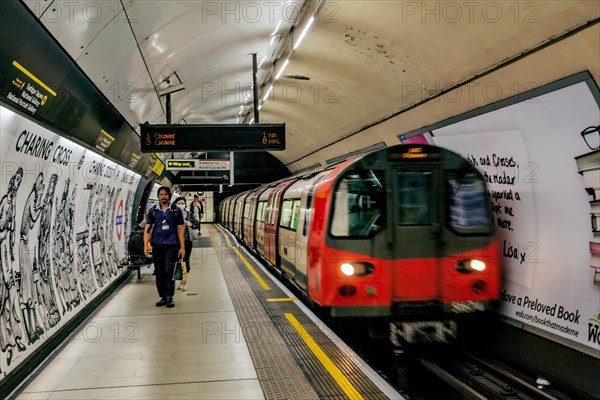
xmin=412 ymin=350 xmax=575 ymax=400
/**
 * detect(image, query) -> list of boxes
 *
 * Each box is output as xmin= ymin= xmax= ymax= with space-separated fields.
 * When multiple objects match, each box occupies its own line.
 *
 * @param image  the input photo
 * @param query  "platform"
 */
xmin=14 ymin=225 xmax=402 ymax=399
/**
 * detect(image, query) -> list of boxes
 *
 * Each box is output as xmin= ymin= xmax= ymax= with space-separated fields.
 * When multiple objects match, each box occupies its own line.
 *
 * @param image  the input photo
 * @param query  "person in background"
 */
xmin=127 ymin=222 xmax=153 ymax=265
xmin=144 ymin=186 xmax=184 ymax=308
xmin=173 ymin=196 xmax=199 ymax=291
xmin=192 ymin=194 xmax=203 ymax=235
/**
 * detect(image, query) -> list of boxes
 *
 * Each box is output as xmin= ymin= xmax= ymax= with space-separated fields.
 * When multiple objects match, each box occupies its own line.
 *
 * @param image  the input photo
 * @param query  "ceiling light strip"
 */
xmin=293 ymin=16 xmax=315 ymax=50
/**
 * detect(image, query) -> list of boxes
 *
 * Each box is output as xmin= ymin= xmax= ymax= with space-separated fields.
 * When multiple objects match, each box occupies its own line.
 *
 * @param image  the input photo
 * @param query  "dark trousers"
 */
xmin=152 ymin=244 xmax=178 ymax=298
xmin=183 ymin=239 xmax=192 ymax=272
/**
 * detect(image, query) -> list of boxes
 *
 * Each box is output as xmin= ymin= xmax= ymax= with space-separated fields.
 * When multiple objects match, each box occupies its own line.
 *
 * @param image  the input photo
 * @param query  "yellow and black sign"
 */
xmin=94 ymin=129 xmax=115 ymax=153
xmin=151 ymin=160 xmax=165 ymax=175
xmin=6 ymin=60 xmax=57 ymax=115
xmin=166 ymin=159 xmax=197 ymax=170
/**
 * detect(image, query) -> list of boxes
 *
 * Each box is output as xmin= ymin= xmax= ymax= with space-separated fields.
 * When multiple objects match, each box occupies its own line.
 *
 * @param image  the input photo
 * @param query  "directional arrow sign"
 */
xmin=166 ymin=159 xmax=197 ymax=170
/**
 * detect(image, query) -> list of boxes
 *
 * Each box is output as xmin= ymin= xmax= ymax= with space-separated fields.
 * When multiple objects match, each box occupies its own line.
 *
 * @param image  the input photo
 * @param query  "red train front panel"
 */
xmin=307 ymin=145 xmax=501 ymax=318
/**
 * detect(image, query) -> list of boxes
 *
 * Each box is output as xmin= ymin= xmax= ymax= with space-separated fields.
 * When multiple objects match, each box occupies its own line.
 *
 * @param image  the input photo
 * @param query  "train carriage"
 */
xmin=278 ymin=169 xmax=332 ymax=291
xmin=233 ymin=191 xmax=250 ymax=238
xmin=242 ymin=187 xmax=267 ymax=249
xmin=221 ymin=144 xmax=500 ymax=327
xmin=255 ymin=185 xmax=275 ymax=258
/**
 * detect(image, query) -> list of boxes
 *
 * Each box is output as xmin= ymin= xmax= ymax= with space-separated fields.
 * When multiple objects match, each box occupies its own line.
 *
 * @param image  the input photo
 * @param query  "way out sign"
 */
xmin=166 ymin=159 xmax=230 ymax=171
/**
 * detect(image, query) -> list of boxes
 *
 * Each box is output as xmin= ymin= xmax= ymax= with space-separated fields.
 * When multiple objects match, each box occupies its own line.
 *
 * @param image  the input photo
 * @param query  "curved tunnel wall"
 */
xmin=0 ymin=104 xmax=145 ymax=387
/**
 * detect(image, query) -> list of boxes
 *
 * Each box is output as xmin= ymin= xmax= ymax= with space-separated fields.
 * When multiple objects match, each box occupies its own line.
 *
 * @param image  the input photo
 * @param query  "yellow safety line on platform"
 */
xmin=267 ymin=297 xmax=298 ymax=302
xmin=285 ymin=313 xmax=364 ymax=400
xmin=12 ymin=61 xmax=57 ymax=96
xmin=218 ymin=226 xmax=270 ymax=290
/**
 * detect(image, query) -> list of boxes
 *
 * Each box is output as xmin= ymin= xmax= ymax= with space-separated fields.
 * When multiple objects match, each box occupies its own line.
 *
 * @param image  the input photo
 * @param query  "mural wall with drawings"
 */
xmin=405 ymin=80 xmax=600 ymax=352
xmin=0 ymin=105 xmax=142 ymax=379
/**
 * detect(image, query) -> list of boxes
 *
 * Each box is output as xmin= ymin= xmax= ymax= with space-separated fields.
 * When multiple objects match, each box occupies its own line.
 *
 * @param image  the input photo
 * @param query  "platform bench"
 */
xmin=121 ymin=256 xmax=152 ymax=279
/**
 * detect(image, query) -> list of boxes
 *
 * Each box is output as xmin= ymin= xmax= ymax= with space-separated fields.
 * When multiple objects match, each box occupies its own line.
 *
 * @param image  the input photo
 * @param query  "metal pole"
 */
xmin=166 ymin=93 xmax=172 ymax=124
xmin=229 ymin=151 xmax=234 ymax=186
xmin=252 ymin=53 xmax=259 ymax=123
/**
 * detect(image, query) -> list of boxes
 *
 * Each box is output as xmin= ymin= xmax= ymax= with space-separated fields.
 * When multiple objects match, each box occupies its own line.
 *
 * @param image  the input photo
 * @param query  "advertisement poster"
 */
xmin=434 ymin=130 xmax=537 ymax=288
xmin=430 ymin=82 xmax=600 ymax=351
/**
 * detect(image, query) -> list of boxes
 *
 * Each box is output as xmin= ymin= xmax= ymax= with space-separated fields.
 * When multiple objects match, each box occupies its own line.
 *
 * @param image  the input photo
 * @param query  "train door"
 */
xmin=392 ymin=162 xmax=444 ymax=302
xmin=247 ymin=187 xmax=267 ymax=250
xmin=242 ymin=193 xmax=253 ymax=246
xmin=265 ymin=181 xmax=293 ymax=267
xmin=293 ymin=171 xmax=329 ymax=290
xmin=235 ymin=192 xmax=250 ymax=240
xmin=256 ymin=188 xmax=272 ymax=257
xmin=264 ymin=187 xmax=279 ymax=266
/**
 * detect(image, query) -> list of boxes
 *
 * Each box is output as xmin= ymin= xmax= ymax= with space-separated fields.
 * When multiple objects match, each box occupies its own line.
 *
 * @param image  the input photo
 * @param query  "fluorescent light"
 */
xmin=249 ymin=118 xmax=255 ymax=124
xmin=262 ymin=85 xmax=273 ymax=101
xmin=275 ymin=59 xmax=289 ymax=79
xmin=294 ymin=16 xmax=314 ymax=50
xmin=270 ymin=21 xmax=282 ymax=36
xmin=258 ymin=55 xmax=267 ymax=68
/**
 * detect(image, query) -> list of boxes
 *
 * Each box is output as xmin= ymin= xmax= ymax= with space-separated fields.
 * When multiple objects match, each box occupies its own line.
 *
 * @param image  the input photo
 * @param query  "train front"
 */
xmin=308 ymin=144 xmax=500 ymax=340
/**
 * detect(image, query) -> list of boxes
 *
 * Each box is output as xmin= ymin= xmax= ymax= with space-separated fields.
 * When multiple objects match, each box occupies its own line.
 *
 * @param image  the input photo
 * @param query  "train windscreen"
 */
xmin=330 ymin=169 xmax=385 ymax=237
xmin=396 ymin=171 xmax=432 ymax=225
xmin=446 ymin=171 xmax=491 ymax=234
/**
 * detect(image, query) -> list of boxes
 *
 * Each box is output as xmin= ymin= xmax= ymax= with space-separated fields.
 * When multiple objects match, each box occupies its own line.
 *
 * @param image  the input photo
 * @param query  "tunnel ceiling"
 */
xmin=21 ymin=0 xmax=599 ymax=193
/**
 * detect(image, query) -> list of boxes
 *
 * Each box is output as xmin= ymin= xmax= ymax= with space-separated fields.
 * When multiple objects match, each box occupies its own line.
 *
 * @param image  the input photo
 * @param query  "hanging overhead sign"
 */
xmin=197 ymin=159 xmax=230 ymax=170
xmin=140 ymin=123 xmax=285 ymax=152
xmin=166 ymin=159 xmax=231 ymax=171
xmin=179 ymin=174 xmax=230 ymax=185
xmin=166 ymin=159 xmax=197 ymax=171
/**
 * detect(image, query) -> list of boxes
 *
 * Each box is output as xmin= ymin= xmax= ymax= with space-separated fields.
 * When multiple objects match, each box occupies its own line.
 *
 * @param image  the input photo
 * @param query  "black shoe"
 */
xmin=156 ymin=297 xmax=167 ymax=307
xmin=28 ymin=332 xmax=39 ymax=345
xmin=166 ymin=296 xmax=175 ymax=308
xmin=15 ymin=338 xmax=26 ymax=352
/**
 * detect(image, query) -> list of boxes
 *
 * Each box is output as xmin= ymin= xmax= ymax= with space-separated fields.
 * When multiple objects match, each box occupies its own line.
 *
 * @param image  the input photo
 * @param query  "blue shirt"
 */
xmin=146 ymin=204 xmax=184 ymax=245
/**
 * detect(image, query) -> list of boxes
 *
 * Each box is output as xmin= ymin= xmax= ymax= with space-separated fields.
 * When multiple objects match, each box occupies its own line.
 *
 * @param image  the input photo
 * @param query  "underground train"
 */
xmin=220 ymin=144 xmax=501 ymax=331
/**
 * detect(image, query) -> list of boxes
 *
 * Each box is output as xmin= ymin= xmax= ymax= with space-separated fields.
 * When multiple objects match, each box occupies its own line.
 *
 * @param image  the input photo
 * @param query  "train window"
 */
xmin=280 ymin=199 xmax=294 ymax=228
xmin=396 ymin=171 xmax=431 ymax=225
xmin=330 ymin=169 xmax=385 ymax=237
xmin=256 ymin=201 xmax=267 ymax=222
xmin=280 ymin=199 xmax=301 ymax=231
xmin=290 ymin=200 xmax=300 ymax=230
xmin=446 ymin=171 xmax=491 ymax=233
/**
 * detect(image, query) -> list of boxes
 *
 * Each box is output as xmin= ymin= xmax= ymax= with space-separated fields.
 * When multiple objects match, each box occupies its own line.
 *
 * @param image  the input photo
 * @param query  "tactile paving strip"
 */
xmin=212 ymin=227 xmax=320 ymax=399
xmin=213 ymin=225 xmax=391 ymax=399
xmin=194 ymin=236 xmax=214 ymax=248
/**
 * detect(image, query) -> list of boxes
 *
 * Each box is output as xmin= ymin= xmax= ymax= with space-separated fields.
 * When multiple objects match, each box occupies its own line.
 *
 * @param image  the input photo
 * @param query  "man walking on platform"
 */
xmin=144 ymin=186 xmax=184 ymax=308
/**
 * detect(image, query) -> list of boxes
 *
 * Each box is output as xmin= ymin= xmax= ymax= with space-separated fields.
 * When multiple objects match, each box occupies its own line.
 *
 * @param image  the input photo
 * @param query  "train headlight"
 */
xmin=340 ymin=262 xmax=374 ymax=277
xmin=457 ymin=259 xmax=486 ymax=273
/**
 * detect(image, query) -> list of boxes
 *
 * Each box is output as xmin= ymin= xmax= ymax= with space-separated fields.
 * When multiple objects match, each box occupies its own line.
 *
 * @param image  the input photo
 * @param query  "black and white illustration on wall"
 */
xmin=0 ymin=106 xmax=142 ymax=378
xmin=0 ymin=168 xmax=133 ymax=374
xmin=0 ymin=165 xmax=136 ymax=376
xmin=0 ymin=168 xmax=27 ymax=370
